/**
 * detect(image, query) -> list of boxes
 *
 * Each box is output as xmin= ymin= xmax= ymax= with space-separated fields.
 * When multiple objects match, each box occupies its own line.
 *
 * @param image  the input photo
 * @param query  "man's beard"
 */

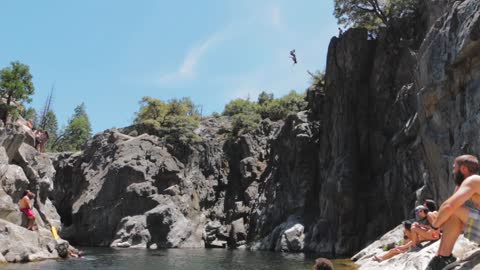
xmin=454 ymin=171 xmax=466 ymax=186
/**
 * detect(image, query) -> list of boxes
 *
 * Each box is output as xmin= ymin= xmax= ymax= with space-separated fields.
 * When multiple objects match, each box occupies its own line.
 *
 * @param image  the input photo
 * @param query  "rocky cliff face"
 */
xmin=52 ymin=0 xmax=480 ymax=262
xmin=52 ymin=118 xmax=232 ymax=248
xmin=0 ymin=119 xmax=70 ymax=263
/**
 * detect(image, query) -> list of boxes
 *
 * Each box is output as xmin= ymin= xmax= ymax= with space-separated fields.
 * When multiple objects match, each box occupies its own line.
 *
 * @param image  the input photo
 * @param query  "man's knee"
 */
xmin=451 ymin=206 xmax=470 ymax=224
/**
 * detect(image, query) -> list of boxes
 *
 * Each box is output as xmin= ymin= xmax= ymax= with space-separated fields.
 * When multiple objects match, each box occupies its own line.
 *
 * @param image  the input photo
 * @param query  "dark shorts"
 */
xmin=464 ymin=207 xmax=480 ymax=243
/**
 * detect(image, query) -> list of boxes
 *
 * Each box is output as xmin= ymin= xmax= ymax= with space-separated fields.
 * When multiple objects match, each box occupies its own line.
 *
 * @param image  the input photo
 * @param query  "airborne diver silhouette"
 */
xmin=289 ymin=50 xmax=297 ymax=64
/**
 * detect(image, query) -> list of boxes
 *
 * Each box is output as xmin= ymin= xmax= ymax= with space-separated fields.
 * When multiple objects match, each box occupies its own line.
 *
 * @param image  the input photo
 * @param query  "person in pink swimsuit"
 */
xmin=18 ymin=190 xmax=36 ymax=230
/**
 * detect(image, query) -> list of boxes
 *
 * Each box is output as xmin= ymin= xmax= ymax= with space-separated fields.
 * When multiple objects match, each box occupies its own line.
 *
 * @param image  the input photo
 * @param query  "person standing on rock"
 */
xmin=34 ymin=129 xmax=43 ymax=151
xmin=425 ymin=155 xmax=480 ymax=270
xmin=18 ymin=190 xmax=36 ymax=230
xmin=40 ymin=130 xmax=49 ymax=153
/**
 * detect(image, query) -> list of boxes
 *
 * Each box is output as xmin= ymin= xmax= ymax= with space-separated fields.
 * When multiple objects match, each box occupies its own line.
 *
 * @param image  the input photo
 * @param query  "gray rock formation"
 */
xmin=353 ymin=224 xmax=479 ymax=270
xmin=50 ymin=1 xmax=480 ymax=267
xmin=279 ymin=224 xmax=305 ymax=252
xmin=0 ymin=121 xmax=71 ymax=263
xmin=52 ymin=129 xmax=212 ymax=248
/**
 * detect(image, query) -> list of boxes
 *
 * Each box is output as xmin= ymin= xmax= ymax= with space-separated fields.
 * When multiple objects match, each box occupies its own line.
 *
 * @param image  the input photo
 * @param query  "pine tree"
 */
xmin=0 ymin=61 xmax=35 ymax=124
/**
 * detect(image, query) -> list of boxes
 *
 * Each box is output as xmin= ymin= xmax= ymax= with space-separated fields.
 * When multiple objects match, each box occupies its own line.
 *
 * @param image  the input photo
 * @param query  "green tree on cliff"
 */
xmin=257 ymin=91 xmax=274 ymax=106
xmin=222 ymin=91 xmax=307 ymax=136
xmin=135 ymin=96 xmax=169 ymax=125
xmin=223 ymin=98 xmax=260 ymax=136
xmin=0 ymin=61 xmax=35 ymax=124
xmin=258 ymin=90 xmax=307 ymax=121
xmin=53 ymin=103 xmax=92 ymax=151
xmin=334 ymin=0 xmax=418 ymax=30
xmin=134 ymin=96 xmax=201 ymax=144
xmin=22 ymin=107 xmax=37 ymax=125
xmin=223 ymin=98 xmax=259 ymax=116
xmin=43 ymin=110 xmax=58 ymax=151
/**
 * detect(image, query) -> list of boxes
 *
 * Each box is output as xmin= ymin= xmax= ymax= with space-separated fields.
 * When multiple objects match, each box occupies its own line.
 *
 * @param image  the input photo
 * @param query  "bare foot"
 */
xmin=373 ymin=255 xmax=383 ymax=262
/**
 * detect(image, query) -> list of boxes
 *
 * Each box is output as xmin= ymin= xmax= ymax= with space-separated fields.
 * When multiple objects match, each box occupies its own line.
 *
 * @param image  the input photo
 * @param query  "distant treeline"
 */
xmin=1 ymin=60 xmax=318 ymax=152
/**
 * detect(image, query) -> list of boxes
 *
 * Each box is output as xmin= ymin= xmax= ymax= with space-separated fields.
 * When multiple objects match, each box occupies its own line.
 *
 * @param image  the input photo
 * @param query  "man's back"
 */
xmin=18 ymin=195 xmax=30 ymax=209
xmin=468 ymin=175 xmax=480 ymax=207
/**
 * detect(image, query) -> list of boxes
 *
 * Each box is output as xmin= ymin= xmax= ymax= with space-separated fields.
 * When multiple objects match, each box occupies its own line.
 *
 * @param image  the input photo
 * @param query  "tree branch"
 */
xmin=369 ymin=0 xmax=389 ymax=25
xmin=354 ymin=5 xmax=376 ymax=13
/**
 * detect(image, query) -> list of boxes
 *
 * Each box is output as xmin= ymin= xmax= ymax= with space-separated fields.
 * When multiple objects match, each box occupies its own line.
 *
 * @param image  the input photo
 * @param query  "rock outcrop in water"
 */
xmin=52 ymin=118 xmax=233 ymax=248
xmin=0 ymin=119 xmax=71 ymax=263
xmin=51 ymin=1 xmax=480 ymax=267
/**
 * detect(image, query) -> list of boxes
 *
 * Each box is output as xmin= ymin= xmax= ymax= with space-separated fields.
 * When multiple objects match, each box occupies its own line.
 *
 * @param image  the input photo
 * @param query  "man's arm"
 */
xmin=432 ymin=176 xmax=479 ymax=228
xmin=26 ymin=197 xmax=32 ymax=209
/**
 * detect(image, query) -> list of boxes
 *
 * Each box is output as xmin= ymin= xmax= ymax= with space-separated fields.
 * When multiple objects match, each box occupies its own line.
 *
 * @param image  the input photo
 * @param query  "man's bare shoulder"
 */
xmin=465 ymin=175 xmax=480 ymax=184
xmin=463 ymin=175 xmax=480 ymax=193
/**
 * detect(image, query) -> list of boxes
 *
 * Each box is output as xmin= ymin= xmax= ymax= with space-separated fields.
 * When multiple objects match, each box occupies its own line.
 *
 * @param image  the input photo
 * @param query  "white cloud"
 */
xmin=269 ymin=6 xmax=282 ymax=28
xmin=157 ymin=31 xmax=226 ymax=84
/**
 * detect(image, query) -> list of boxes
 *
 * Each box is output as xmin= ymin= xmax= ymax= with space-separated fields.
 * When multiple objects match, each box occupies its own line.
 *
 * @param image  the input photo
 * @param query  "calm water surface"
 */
xmin=0 ymin=248 xmax=357 ymax=270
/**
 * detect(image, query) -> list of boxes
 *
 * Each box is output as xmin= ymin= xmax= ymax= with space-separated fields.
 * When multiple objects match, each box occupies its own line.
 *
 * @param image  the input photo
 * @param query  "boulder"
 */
xmin=0 ymin=219 xmax=59 ymax=263
xmin=0 ymin=164 xmax=29 ymax=200
xmin=0 ymin=188 xmax=22 ymax=225
xmin=229 ymin=218 xmax=247 ymax=247
xmin=146 ymin=203 xmax=192 ymax=248
xmin=111 ymin=215 xmax=150 ymax=249
xmin=354 ymin=225 xmax=479 ymax=270
xmin=278 ymin=224 xmax=305 ymax=252
xmin=55 ymin=239 xmax=69 ymax=258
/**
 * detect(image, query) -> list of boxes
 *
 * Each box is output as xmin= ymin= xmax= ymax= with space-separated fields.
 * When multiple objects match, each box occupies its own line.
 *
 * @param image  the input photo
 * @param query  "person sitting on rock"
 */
xmin=373 ymin=221 xmax=416 ymax=262
xmin=410 ymin=205 xmax=441 ymax=248
xmin=18 ymin=190 xmax=36 ymax=231
xmin=313 ymin=257 xmax=334 ymax=270
xmin=425 ymin=155 xmax=480 ymax=270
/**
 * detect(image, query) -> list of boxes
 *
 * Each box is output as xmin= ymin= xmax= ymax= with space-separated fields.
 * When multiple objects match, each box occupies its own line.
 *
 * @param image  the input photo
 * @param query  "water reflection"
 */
xmin=0 ymin=248 xmax=357 ymax=270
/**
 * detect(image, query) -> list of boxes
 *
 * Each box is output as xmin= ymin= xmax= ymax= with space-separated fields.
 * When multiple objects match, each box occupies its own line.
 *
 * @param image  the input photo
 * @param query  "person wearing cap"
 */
xmin=410 ymin=205 xmax=440 ymax=248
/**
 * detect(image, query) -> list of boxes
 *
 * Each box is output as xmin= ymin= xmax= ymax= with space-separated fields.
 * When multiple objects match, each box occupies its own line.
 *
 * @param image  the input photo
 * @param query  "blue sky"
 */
xmin=0 ymin=1 xmax=338 ymax=133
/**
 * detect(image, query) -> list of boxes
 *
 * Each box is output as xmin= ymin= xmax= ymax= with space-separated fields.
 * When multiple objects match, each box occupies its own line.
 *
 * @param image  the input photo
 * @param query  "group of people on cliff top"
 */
xmin=25 ymin=119 xmax=49 ymax=153
xmin=372 ymin=154 xmax=480 ymax=270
